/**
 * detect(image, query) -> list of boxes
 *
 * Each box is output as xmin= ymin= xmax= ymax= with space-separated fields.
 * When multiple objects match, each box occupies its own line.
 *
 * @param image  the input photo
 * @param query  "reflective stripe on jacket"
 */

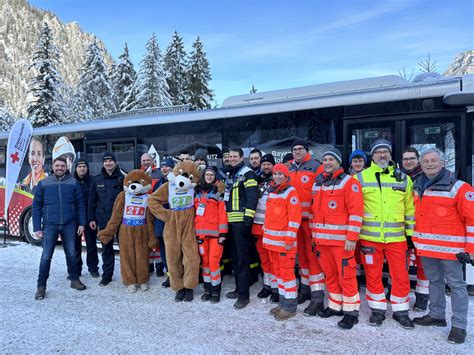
xmin=413 ymin=169 xmax=474 ymax=260
xmin=311 ymin=168 xmax=364 ymax=246
xmin=354 ymin=163 xmax=415 ymax=243
xmin=194 ymin=190 xmax=228 ymax=237
xmin=289 ymin=154 xmax=323 ymax=220
xmin=263 ymin=184 xmax=302 ymax=254
xmin=225 ymin=163 xmax=258 ymax=223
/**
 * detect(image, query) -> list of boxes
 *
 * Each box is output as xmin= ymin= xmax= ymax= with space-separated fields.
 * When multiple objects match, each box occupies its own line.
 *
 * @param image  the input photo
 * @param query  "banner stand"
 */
xmin=1 ymin=208 xmax=10 ymax=248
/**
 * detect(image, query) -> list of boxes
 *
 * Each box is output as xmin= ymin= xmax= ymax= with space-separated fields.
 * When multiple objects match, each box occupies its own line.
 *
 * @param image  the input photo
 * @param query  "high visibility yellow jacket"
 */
xmin=354 ymin=163 xmax=415 ymax=243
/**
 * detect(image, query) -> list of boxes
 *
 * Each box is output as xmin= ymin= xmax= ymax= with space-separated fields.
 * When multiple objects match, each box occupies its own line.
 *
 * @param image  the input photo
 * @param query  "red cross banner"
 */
xmin=5 ymin=119 xmax=33 ymax=217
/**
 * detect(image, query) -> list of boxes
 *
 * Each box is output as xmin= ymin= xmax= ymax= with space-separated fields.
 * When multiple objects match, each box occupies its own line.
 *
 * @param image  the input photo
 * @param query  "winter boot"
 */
xmin=201 ymin=283 xmax=212 ymax=302
xmin=393 ymin=313 xmax=415 ymax=329
xmin=127 ymin=284 xmax=137 ymax=293
xmin=269 ymin=292 xmax=279 ymax=303
xmin=413 ymin=314 xmax=447 ymax=327
xmin=184 ymin=288 xmax=194 ymax=302
xmin=413 ymin=293 xmax=429 ymax=311
xmin=175 ymin=289 xmax=185 ymax=302
xmin=368 ymin=312 xmax=386 ymax=326
xmin=257 ymin=288 xmax=272 ymax=298
xmin=210 ymin=284 xmax=221 ymax=304
xmin=233 ymin=298 xmax=250 ymax=310
xmin=225 ymin=289 xmax=239 ymax=299
xmin=70 ymin=279 xmax=86 ymax=291
xmin=274 ymin=309 xmax=296 ymax=321
xmin=269 ymin=306 xmax=282 ymax=315
xmin=35 ymin=286 xmax=46 ymax=300
xmin=161 ymin=276 xmax=170 ymax=288
xmin=297 ymin=292 xmax=311 ymax=304
xmin=316 ymin=307 xmax=344 ymax=318
xmin=156 ymin=267 xmax=164 ymax=277
xmin=337 ymin=314 xmax=359 ymax=330
xmin=448 ymin=327 xmax=466 ymax=344
xmin=303 ymin=301 xmax=324 ymax=317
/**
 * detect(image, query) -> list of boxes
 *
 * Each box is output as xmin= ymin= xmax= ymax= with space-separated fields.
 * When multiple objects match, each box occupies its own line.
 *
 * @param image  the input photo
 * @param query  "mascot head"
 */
xmin=123 ymin=169 xmax=152 ymax=195
xmin=168 ymin=161 xmax=200 ymax=193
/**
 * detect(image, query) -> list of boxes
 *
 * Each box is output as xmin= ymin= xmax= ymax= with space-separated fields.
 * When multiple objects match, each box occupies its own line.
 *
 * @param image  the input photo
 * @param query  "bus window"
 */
xmin=86 ymin=142 xmax=107 ymax=175
xmin=407 ymin=120 xmax=456 ymax=174
xmin=112 ymin=141 xmax=135 ymax=173
xmin=351 ymin=124 xmax=394 ymax=157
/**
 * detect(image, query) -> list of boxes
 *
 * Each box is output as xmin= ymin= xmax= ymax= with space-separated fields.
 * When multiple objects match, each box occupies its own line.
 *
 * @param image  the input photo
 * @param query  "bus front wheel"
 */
xmin=22 ymin=209 xmax=41 ymax=246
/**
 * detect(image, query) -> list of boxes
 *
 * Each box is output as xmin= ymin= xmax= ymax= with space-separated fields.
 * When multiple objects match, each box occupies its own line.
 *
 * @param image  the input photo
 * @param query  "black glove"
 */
xmin=243 ymin=216 xmax=253 ymax=229
xmin=406 ymin=235 xmax=415 ymax=250
xmin=196 ymin=236 xmax=204 ymax=244
xmin=218 ymin=234 xmax=226 ymax=245
xmin=456 ymin=252 xmax=474 ymax=266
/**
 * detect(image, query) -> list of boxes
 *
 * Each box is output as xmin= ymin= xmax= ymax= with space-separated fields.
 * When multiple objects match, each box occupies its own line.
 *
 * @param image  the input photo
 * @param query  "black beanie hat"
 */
xmin=103 ymin=152 xmax=117 ymax=163
xmin=282 ymin=153 xmax=293 ymax=164
xmin=291 ymin=139 xmax=309 ymax=152
xmin=260 ymin=153 xmax=275 ymax=166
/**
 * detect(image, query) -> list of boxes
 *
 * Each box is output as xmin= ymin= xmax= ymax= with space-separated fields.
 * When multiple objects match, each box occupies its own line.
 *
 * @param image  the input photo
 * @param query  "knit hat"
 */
xmin=160 ymin=158 xmax=175 ymax=168
xmin=322 ymin=147 xmax=342 ymax=164
xmin=260 ymin=153 xmax=275 ymax=166
xmin=349 ymin=149 xmax=367 ymax=164
xmin=272 ymin=163 xmax=290 ymax=177
xmin=282 ymin=153 xmax=293 ymax=164
xmin=194 ymin=149 xmax=208 ymax=162
xmin=202 ymin=165 xmax=218 ymax=177
xmin=75 ymin=158 xmax=89 ymax=168
xmin=370 ymin=139 xmax=392 ymax=156
xmin=102 ymin=152 xmax=116 ymax=163
xmin=291 ymin=139 xmax=309 ymax=152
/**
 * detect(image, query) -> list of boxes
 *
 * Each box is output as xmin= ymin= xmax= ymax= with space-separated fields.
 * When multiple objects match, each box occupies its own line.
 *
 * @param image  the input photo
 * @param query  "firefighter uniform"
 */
xmin=225 ymin=162 xmax=259 ymax=302
xmin=263 ymin=164 xmax=302 ymax=318
xmin=195 ymin=184 xmax=228 ymax=301
xmin=289 ymin=153 xmax=325 ymax=304
xmin=413 ymin=167 xmax=474 ymax=335
xmin=311 ymin=167 xmax=363 ymax=317
xmin=354 ymin=162 xmax=415 ymax=318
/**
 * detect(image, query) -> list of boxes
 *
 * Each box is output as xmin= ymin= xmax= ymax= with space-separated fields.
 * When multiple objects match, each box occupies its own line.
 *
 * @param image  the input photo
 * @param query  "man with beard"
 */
xmin=354 ymin=139 xmax=415 ymax=329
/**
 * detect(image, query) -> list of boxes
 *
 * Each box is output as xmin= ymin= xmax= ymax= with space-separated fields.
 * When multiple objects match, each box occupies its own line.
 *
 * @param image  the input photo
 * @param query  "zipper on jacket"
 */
xmin=58 ymin=176 xmax=63 ymax=225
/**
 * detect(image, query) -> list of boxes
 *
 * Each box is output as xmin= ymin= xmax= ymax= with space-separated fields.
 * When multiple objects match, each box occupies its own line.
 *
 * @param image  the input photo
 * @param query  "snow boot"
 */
xmin=269 ymin=306 xmax=282 ymax=315
xmin=413 ymin=314 xmax=447 ymax=327
xmin=127 ymin=284 xmax=137 ymax=293
xmin=90 ymin=271 xmax=100 ymax=278
xmin=393 ymin=313 xmax=415 ymax=329
xmin=413 ymin=293 xmax=429 ymax=311
xmin=257 ymin=288 xmax=272 ymax=298
xmin=269 ymin=292 xmax=279 ymax=303
xmin=99 ymin=278 xmax=111 ymax=287
xmin=448 ymin=327 xmax=466 ymax=344
xmin=184 ymin=288 xmax=194 ymax=302
xmin=337 ymin=314 xmax=359 ymax=330
xmin=225 ymin=289 xmax=239 ymax=299
xmin=303 ymin=301 xmax=324 ymax=317
xmin=175 ymin=289 xmax=186 ymax=302
xmin=161 ymin=276 xmax=170 ymax=288
xmin=368 ymin=312 xmax=386 ymax=326
xmin=70 ymin=279 xmax=86 ymax=291
xmin=274 ymin=309 xmax=296 ymax=321
xmin=233 ymin=298 xmax=250 ymax=310
xmin=210 ymin=284 xmax=221 ymax=304
xmin=35 ymin=286 xmax=46 ymax=300
xmin=201 ymin=283 xmax=211 ymax=302
xmin=297 ymin=292 xmax=310 ymax=304
xmin=316 ymin=307 xmax=344 ymax=318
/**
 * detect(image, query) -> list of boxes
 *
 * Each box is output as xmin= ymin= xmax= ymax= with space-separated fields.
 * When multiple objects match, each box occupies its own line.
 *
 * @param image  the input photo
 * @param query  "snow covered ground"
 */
xmin=0 ymin=242 xmax=472 ymax=354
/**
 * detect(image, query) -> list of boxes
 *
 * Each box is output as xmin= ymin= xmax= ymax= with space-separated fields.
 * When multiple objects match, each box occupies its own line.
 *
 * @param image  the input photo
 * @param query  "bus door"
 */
xmin=85 ymin=138 xmax=137 ymax=175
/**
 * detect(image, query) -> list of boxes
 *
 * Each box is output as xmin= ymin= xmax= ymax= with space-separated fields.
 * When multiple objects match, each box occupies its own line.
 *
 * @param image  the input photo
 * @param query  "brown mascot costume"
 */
xmin=98 ymin=169 xmax=156 ymax=292
xmin=148 ymin=161 xmax=201 ymax=302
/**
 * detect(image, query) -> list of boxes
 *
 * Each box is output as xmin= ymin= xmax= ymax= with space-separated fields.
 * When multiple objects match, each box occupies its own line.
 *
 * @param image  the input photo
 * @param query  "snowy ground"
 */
xmin=0 ymin=242 xmax=472 ymax=354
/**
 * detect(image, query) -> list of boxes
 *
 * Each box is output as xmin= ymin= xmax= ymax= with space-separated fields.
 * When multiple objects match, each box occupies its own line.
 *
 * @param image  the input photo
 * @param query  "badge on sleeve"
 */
xmin=290 ymin=196 xmax=298 ymax=205
xmin=352 ymin=184 xmax=360 ymax=193
xmin=465 ymin=191 xmax=474 ymax=201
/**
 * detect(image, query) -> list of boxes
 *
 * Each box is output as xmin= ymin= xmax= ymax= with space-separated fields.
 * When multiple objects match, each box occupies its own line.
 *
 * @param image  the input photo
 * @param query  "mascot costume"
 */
xmin=98 ymin=169 xmax=156 ymax=292
xmin=148 ymin=161 xmax=201 ymax=302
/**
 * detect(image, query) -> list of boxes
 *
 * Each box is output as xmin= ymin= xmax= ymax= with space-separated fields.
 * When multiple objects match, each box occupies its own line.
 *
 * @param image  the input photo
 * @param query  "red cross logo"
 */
xmin=466 ymin=192 xmax=474 ymax=201
xmin=328 ymin=200 xmax=337 ymax=209
xmin=10 ymin=152 xmax=19 ymax=164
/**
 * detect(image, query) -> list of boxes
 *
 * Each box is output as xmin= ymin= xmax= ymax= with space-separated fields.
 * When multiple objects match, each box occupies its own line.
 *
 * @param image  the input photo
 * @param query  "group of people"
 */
xmin=31 ymin=138 xmax=473 ymax=344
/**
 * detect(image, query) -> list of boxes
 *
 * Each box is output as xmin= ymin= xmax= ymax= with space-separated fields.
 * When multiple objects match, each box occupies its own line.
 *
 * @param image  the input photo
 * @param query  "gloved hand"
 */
xmin=218 ymin=233 xmax=226 ymax=245
xmin=196 ymin=236 xmax=204 ymax=244
xmin=406 ymin=235 xmax=415 ymax=250
xmin=243 ymin=217 xmax=253 ymax=231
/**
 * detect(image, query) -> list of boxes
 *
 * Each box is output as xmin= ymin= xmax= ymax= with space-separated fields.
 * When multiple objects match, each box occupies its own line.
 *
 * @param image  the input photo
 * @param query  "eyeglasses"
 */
xmin=292 ymin=147 xmax=305 ymax=152
xmin=373 ymin=150 xmax=390 ymax=156
xmin=402 ymin=157 xmax=417 ymax=162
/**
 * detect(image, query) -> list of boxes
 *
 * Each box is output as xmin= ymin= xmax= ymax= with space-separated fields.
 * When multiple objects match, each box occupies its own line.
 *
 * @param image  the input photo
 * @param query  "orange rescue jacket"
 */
xmin=194 ymin=188 xmax=228 ymax=238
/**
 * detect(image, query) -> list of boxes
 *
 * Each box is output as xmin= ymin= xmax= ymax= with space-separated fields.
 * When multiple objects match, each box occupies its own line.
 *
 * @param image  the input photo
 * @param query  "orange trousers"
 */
xmin=317 ymin=245 xmax=360 ymax=315
xmin=268 ymin=250 xmax=298 ymax=312
xmin=253 ymin=225 xmax=273 ymax=289
xmin=198 ymin=237 xmax=224 ymax=286
xmin=360 ymin=240 xmax=410 ymax=314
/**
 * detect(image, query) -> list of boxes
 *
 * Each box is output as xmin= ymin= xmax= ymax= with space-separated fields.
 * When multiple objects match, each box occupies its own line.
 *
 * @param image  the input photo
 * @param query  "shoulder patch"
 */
xmin=301 ymin=175 xmax=309 ymax=183
xmin=290 ymin=196 xmax=298 ymax=205
xmin=465 ymin=191 xmax=474 ymax=201
xmin=352 ymin=184 xmax=360 ymax=193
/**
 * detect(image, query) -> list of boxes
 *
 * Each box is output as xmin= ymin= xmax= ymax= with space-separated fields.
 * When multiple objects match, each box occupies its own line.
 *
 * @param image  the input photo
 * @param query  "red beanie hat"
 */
xmin=272 ymin=163 xmax=289 ymax=177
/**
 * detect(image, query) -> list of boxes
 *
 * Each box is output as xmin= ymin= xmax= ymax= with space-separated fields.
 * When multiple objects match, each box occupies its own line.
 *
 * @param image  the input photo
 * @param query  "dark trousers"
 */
xmin=71 ymin=226 xmax=98 ymax=275
xmin=37 ymin=224 xmax=78 ymax=287
xmin=229 ymin=222 xmax=252 ymax=299
xmin=158 ymin=236 xmax=167 ymax=272
xmin=101 ymin=238 xmax=115 ymax=281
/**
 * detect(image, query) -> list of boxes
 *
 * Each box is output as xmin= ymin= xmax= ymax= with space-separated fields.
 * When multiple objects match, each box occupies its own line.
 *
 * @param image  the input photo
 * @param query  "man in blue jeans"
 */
xmin=33 ymin=156 xmax=87 ymax=300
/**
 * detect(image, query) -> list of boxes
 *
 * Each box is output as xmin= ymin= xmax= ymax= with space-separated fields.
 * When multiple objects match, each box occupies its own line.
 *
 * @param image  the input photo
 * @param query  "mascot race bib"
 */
xmin=122 ymin=194 xmax=149 ymax=226
xmin=168 ymin=184 xmax=194 ymax=211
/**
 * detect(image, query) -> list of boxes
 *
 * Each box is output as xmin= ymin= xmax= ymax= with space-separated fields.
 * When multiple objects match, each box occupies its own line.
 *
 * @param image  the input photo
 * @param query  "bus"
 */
xmin=0 ymin=72 xmax=473 ymax=249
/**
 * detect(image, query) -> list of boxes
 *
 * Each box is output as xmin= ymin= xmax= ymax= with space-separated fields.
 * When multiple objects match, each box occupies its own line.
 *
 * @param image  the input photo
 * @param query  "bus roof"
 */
xmin=1 ymin=74 xmax=472 ymax=140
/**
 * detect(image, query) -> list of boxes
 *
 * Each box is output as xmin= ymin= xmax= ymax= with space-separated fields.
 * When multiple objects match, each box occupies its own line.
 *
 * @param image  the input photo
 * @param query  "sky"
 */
xmin=29 ymin=0 xmax=473 ymax=106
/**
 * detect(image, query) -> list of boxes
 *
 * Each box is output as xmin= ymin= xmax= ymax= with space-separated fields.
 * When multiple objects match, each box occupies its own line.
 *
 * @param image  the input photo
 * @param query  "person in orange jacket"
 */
xmin=311 ymin=147 xmax=363 ymax=329
xmin=288 ymin=139 xmax=325 ymax=316
xmin=412 ymin=148 xmax=474 ymax=344
xmin=195 ymin=166 xmax=228 ymax=303
xmin=263 ymin=164 xmax=302 ymax=321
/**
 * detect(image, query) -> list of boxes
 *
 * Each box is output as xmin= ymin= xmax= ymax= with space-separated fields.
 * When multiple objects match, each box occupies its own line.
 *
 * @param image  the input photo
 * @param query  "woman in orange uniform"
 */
xmin=263 ymin=164 xmax=302 ymax=320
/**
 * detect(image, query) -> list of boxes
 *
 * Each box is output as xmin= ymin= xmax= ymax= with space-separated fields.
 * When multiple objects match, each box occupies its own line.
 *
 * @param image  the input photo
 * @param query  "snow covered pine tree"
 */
xmin=110 ymin=43 xmax=137 ymax=112
xmin=164 ymin=31 xmax=188 ymax=106
xmin=186 ymin=37 xmax=214 ymax=110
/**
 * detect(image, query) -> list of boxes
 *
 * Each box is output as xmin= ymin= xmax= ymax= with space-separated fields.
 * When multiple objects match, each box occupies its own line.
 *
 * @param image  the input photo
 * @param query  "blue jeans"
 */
xmin=37 ymin=224 xmax=78 ymax=287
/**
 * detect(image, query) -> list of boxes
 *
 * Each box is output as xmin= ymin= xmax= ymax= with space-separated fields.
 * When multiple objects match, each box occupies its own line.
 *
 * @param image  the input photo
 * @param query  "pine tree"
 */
xmin=110 ymin=43 xmax=137 ymax=112
xmin=26 ymin=22 xmax=67 ymax=127
xmin=164 ymin=31 xmax=187 ymax=105
xmin=186 ymin=36 xmax=214 ymax=110
xmin=125 ymin=33 xmax=171 ymax=110
xmin=74 ymin=40 xmax=117 ymax=119
xmin=0 ymin=105 xmax=16 ymax=131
